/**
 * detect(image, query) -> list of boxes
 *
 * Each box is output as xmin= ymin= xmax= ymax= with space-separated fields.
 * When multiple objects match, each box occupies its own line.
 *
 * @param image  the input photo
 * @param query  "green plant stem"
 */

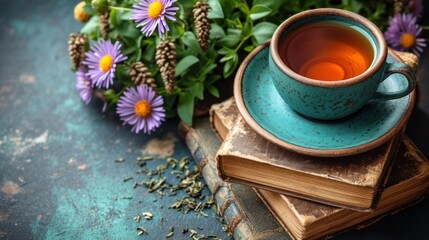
xmin=110 ymin=6 xmax=132 ymax=11
xmin=234 ymin=35 xmax=251 ymax=52
xmin=176 ymin=18 xmax=188 ymax=28
xmin=423 ymin=26 xmax=429 ymax=30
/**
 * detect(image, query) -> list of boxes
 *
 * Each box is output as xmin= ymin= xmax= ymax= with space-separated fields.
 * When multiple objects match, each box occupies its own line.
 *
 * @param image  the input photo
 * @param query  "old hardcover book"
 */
xmin=256 ymin=136 xmax=429 ymax=240
xmin=210 ymin=99 xmax=429 ymax=239
xmin=179 ymin=118 xmax=290 ymax=239
xmin=216 ymin=106 xmax=400 ymax=211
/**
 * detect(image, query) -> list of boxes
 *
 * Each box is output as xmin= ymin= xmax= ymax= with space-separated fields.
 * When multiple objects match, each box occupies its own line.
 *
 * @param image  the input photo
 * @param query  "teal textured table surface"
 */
xmin=0 ymin=1 xmax=232 ymax=239
xmin=1 ymin=1 xmax=429 ymax=240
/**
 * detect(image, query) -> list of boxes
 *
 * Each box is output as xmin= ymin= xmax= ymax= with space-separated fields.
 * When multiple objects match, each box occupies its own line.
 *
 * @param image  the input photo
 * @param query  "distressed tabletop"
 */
xmin=1 ymin=1 xmax=429 ymax=240
xmin=0 ymin=0 xmax=232 ymax=239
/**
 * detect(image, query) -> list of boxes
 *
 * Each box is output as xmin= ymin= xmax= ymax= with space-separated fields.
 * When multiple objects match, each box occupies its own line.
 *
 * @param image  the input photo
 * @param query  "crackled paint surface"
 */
xmin=0 ymin=1 xmax=231 ymax=239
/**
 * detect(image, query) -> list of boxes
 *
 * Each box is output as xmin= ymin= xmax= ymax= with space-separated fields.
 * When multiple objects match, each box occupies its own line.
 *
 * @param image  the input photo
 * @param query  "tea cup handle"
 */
xmin=372 ymin=63 xmax=416 ymax=101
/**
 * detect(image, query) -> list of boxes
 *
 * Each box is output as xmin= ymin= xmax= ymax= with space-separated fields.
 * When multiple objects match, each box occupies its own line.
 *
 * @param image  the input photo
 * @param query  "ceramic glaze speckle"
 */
xmin=269 ymin=55 xmax=386 ymax=119
xmin=239 ymin=44 xmax=414 ymax=153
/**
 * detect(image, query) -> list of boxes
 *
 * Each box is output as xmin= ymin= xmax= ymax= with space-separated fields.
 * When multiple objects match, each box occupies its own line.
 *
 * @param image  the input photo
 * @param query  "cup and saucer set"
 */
xmin=233 ymin=9 xmax=417 ymax=157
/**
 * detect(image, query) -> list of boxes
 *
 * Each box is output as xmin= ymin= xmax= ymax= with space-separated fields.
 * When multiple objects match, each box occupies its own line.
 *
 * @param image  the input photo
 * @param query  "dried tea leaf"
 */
xmin=136 ymin=156 xmax=153 ymax=161
xmin=133 ymin=215 xmax=141 ymax=222
xmin=148 ymin=177 xmax=166 ymax=192
xmin=165 ymin=232 xmax=174 ymax=238
xmin=123 ymin=176 xmax=133 ymax=182
xmin=143 ymin=212 xmax=153 ymax=220
xmin=136 ymin=226 xmax=147 ymax=235
xmin=190 ymin=229 xmax=197 ymax=237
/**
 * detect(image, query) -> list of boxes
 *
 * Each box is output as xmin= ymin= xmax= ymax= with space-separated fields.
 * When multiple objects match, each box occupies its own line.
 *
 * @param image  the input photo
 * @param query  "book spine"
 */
xmin=178 ymin=122 xmax=290 ymax=240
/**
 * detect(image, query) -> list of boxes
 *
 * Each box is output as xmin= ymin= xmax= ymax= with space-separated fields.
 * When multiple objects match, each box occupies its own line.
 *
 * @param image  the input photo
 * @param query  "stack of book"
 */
xmin=179 ymin=57 xmax=429 ymax=239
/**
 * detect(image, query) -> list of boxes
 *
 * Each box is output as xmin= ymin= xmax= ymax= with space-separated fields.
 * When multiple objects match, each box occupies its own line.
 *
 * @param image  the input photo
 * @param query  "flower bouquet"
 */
xmin=69 ymin=0 xmax=426 ymax=134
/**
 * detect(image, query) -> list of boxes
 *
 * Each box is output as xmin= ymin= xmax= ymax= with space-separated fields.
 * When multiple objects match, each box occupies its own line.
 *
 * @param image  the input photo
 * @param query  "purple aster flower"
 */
xmin=117 ymin=85 xmax=166 ymax=134
xmin=75 ymin=66 xmax=92 ymax=105
xmin=384 ymin=13 xmax=426 ymax=56
xmin=83 ymin=39 xmax=127 ymax=89
xmin=131 ymin=0 xmax=179 ymax=37
xmin=407 ymin=0 xmax=424 ymax=20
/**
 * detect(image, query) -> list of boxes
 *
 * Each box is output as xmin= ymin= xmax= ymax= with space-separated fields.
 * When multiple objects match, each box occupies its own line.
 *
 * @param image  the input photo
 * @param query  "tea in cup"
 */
xmin=269 ymin=8 xmax=416 ymax=120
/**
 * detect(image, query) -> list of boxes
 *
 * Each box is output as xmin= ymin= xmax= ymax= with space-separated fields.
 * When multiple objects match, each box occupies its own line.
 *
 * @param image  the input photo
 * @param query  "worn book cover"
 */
xmin=216 ymin=111 xmax=400 ymax=211
xmin=210 ymin=99 xmax=429 ymax=239
xmin=256 ymin=136 xmax=429 ymax=240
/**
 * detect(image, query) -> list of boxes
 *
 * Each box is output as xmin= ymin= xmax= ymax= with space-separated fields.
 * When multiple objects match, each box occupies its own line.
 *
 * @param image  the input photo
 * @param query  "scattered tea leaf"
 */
xmin=143 ymin=212 xmax=153 ymax=220
xmin=123 ymin=176 xmax=133 ymax=182
xmin=190 ymin=229 xmax=197 ymax=237
xmin=165 ymin=232 xmax=174 ymax=238
xmin=136 ymin=226 xmax=147 ymax=235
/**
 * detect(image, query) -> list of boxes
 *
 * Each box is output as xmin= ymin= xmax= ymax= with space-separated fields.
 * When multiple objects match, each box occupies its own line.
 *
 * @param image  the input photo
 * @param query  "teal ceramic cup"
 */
xmin=269 ymin=8 xmax=416 ymax=120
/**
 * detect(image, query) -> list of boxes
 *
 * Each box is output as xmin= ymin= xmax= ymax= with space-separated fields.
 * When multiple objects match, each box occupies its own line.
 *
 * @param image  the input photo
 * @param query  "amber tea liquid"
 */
xmin=280 ymin=22 xmax=374 ymax=81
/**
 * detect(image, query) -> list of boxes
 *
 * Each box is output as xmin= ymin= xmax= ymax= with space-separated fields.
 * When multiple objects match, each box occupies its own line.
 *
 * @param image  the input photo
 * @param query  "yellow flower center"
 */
xmin=400 ymin=33 xmax=416 ymax=49
xmin=99 ymin=55 xmax=114 ymax=73
xmin=148 ymin=1 xmax=164 ymax=19
xmin=135 ymin=100 xmax=152 ymax=118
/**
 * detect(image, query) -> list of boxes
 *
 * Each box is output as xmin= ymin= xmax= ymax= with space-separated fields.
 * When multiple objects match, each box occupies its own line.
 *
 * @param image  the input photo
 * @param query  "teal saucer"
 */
xmin=234 ymin=42 xmax=416 ymax=157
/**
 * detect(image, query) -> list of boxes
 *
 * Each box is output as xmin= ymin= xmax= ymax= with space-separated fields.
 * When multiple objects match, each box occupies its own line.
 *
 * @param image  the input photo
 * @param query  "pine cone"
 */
xmin=68 ymin=33 xmax=88 ymax=69
xmin=130 ymin=62 xmax=157 ymax=89
xmin=193 ymin=1 xmax=211 ymax=51
xmin=394 ymin=0 xmax=407 ymax=14
xmin=99 ymin=11 xmax=110 ymax=39
xmin=156 ymin=40 xmax=176 ymax=94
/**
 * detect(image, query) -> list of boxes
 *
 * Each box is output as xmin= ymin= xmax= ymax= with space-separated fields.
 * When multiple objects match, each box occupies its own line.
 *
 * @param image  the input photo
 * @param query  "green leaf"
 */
xmin=218 ymin=29 xmax=241 ymax=48
xmin=181 ymin=31 xmax=202 ymax=54
xmin=252 ymin=0 xmax=282 ymax=11
xmin=217 ymin=47 xmax=230 ymax=55
xmin=109 ymin=9 xmax=118 ymax=28
xmin=175 ymin=55 xmax=200 ymax=76
xmin=219 ymin=54 xmax=233 ymax=63
xmin=207 ymin=0 xmax=224 ymax=19
xmin=199 ymin=63 xmax=217 ymax=77
xmin=170 ymin=22 xmax=185 ymax=39
xmin=210 ymin=23 xmax=225 ymax=39
xmin=119 ymin=11 xmax=132 ymax=21
xmin=207 ymin=85 xmax=219 ymax=98
xmin=80 ymin=16 xmax=99 ymax=34
xmin=244 ymin=45 xmax=255 ymax=52
xmin=236 ymin=2 xmax=250 ymax=15
xmin=83 ymin=3 xmax=97 ymax=15
xmin=250 ymin=5 xmax=272 ymax=20
xmin=242 ymin=17 xmax=252 ymax=36
xmin=223 ymin=52 xmax=238 ymax=78
xmin=218 ymin=0 xmax=235 ymax=17
xmin=192 ymin=82 xmax=204 ymax=100
xmin=118 ymin=22 xmax=141 ymax=38
xmin=252 ymin=22 xmax=277 ymax=44
xmin=177 ymin=93 xmax=195 ymax=126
